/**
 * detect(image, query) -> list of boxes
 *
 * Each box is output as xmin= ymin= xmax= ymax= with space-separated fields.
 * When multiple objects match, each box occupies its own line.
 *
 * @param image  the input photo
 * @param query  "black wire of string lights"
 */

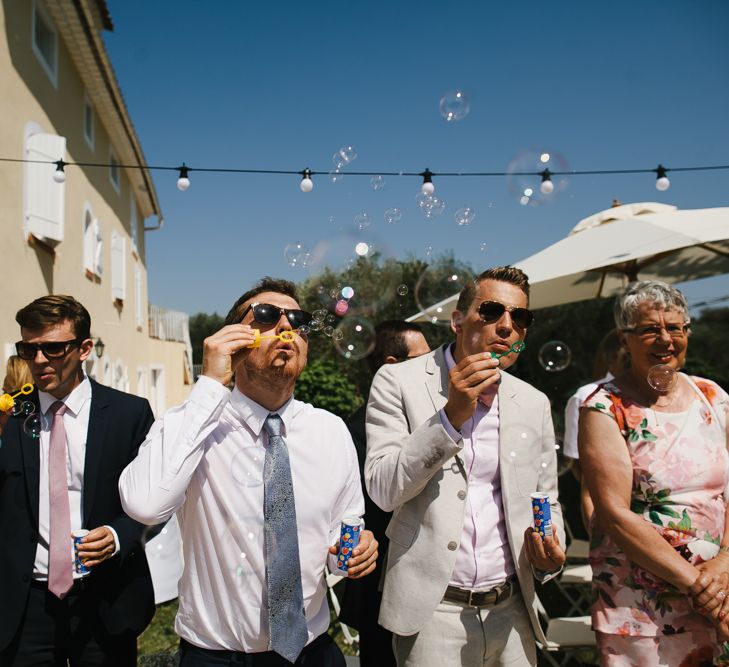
xmin=2 ymin=155 xmax=728 ymax=195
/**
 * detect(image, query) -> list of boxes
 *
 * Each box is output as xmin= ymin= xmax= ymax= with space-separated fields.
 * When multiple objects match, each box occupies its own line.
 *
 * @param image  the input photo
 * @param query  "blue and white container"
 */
xmin=72 ymin=529 xmax=91 ymax=575
xmin=530 ymin=493 xmax=553 ymax=540
xmin=337 ymin=516 xmax=363 ymax=572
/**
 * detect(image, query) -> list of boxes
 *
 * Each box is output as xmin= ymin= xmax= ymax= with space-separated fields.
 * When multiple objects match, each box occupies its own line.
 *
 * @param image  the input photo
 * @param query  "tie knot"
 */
xmin=50 ymin=401 xmax=66 ymax=417
xmin=264 ymin=413 xmax=283 ymax=438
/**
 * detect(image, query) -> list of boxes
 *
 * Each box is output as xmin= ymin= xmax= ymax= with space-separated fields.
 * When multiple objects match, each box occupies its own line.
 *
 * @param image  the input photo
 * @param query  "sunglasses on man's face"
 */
xmin=478 ymin=300 xmax=534 ymax=330
xmin=240 ymin=303 xmax=313 ymax=330
xmin=15 ymin=338 xmax=82 ymax=361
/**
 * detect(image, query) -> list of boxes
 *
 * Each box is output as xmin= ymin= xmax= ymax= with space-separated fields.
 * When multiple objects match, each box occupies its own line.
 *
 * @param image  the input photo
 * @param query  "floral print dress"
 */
xmin=584 ymin=376 xmax=729 ymax=663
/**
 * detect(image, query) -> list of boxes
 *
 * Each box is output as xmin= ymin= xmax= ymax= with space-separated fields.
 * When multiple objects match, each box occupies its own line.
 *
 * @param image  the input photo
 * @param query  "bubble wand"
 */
xmin=246 ymin=329 xmax=298 ymax=349
xmin=0 ymin=383 xmax=34 ymax=413
xmin=489 ymin=340 xmax=526 ymax=360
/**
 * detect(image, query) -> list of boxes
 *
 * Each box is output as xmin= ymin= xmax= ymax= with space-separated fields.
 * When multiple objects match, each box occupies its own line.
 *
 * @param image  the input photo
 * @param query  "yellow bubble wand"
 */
xmin=246 ymin=329 xmax=298 ymax=349
xmin=0 ymin=383 xmax=34 ymax=414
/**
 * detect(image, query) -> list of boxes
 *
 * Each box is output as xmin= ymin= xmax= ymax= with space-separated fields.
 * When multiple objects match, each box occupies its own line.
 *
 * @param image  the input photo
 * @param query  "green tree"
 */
xmin=189 ymin=312 xmax=225 ymax=364
xmin=294 ymin=359 xmax=363 ymax=419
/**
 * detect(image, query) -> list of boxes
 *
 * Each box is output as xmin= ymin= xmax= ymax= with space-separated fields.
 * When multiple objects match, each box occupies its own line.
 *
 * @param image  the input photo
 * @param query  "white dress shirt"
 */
xmin=562 ymin=373 xmax=612 ymax=459
xmin=439 ymin=346 xmax=515 ymax=590
xmin=35 ymin=376 xmax=119 ymax=580
xmin=119 ymin=376 xmax=364 ymax=652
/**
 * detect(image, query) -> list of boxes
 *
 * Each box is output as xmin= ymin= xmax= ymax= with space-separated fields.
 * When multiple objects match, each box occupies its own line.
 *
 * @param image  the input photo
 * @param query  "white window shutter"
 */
xmin=83 ymin=213 xmax=94 ymax=273
xmin=111 ymin=231 xmax=126 ymax=301
xmin=25 ymin=133 xmax=65 ymax=243
xmin=94 ymin=220 xmax=104 ymax=277
xmin=130 ymin=195 xmax=138 ymax=252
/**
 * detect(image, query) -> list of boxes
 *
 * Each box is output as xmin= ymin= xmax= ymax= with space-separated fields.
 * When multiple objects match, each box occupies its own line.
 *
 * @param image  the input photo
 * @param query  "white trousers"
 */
xmin=392 ymin=593 xmax=537 ymax=667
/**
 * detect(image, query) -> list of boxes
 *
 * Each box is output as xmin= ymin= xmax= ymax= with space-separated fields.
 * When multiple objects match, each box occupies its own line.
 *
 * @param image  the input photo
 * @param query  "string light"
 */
xmin=539 ymin=168 xmax=554 ymax=194
xmin=420 ymin=168 xmax=435 ymax=195
xmin=4 ymin=157 xmax=728 ymax=193
xmin=52 ymin=159 xmax=66 ymax=183
xmin=300 ymin=168 xmax=313 ymax=192
xmin=176 ymin=163 xmax=190 ymax=191
xmin=655 ymin=164 xmax=670 ymax=191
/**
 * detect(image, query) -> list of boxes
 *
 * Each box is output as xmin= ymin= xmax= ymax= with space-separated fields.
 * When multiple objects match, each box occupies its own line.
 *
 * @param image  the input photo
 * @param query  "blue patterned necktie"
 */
xmin=263 ymin=413 xmax=308 ymax=663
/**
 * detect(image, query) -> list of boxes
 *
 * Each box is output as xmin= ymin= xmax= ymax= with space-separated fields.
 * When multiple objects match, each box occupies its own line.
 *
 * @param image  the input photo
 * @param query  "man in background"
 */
xmin=339 ymin=320 xmax=430 ymax=666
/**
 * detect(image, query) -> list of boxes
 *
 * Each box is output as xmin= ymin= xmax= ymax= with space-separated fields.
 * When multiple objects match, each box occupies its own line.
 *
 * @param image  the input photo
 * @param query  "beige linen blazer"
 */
xmin=364 ymin=345 xmax=564 ymax=642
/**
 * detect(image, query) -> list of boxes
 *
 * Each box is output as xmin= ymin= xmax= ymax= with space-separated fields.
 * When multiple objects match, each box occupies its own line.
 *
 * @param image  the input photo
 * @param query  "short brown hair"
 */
xmin=224 ymin=277 xmax=300 ymax=325
xmin=455 ymin=266 xmax=530 ymax=313
xmin=16 ymin=295 xmax=92 ymax=340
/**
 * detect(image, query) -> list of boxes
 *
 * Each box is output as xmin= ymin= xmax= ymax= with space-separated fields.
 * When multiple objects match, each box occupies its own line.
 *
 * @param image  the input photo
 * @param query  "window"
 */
xmin=32 ymin=0 xmax=58 ymax=87
xmin=134 ymin=263 xmax=144 ymax=329
xmin=82 ymin=206 xmax=103 ymax=279
xmin=136 ymin=367 xmax=148 ymax=399
xmin=109 ymin=150 xmax=120 ymax=192
xmin=130 ymin=193 xmax=138 ymax=253
xmin=24 ymin=131 xmax=65 ymax=244
xmin=111 ymin=231 xmax=126 ymax=302
xmin=83 ymin=94 xmax=94 ymax=150
xmin=113 ymin=360 xmax=128 ymax=392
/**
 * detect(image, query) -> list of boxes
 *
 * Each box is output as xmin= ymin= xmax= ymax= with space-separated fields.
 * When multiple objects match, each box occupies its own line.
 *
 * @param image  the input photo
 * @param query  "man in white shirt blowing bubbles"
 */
xmin=120 ymin=277 xmax=378 ymax=666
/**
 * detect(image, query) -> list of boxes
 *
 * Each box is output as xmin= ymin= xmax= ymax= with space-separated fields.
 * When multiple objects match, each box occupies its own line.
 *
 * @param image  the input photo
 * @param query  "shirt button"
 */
xmin=447 ymin=541 xmax=458 ymax=551
xmin=457 ymin=490 xmax=466 ymax=500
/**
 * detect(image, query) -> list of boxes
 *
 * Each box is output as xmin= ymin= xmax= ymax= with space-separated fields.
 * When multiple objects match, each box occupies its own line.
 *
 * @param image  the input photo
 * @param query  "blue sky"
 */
xmin=104 ymin=1 xmax=729 ymax=317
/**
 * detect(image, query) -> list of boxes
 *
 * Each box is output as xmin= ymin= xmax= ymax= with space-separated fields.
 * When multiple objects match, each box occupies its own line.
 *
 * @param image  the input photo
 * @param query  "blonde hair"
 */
xmin=3 ymin=355 xmax=32 ymax=393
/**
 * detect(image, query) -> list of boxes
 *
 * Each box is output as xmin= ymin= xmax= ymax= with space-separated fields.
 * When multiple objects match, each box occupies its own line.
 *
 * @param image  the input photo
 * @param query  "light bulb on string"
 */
xmin=539 ymin=168 xmax=554 ymax=194
xmin=52 ymin=160 xmax=66 ymax=183
xmin=420 ymin=168 xmax=435 ymax=196
xmin=300 ymin=168 xmax=314 ymax=193
xmin=655 ymin=164 xmax=670 ymax=191
xmin=176 ymin=163 xmax=190 ymax=191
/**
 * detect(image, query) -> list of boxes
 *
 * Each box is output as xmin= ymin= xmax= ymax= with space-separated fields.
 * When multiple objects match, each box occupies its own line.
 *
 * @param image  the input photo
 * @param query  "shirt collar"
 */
xmin=39 ymin=375 xmax=91 ymax=417
xmin=229 ymin=387 xmax=296 ymax=438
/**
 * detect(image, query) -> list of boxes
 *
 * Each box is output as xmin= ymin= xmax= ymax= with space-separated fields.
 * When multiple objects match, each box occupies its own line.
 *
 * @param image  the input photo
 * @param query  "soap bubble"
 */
xmin=480 ymin=242 xmax=488 ymax=252
xmin=454 ymin=207 xmax=476 ymax=226
xmin=384 ymin=208 xmax=402 ymax=224
xmin=323 ymin=326 xmax=334 ymax=337
xmin=416 ymin=193 xmax=445 ymax=219
xmin=283 ymin=242 xmax=311 ymax=268
xmin=538 ymin=341 xmax=572 ymax=372
xmin=231 ymin=445 xmax=264 ymax=488
xmin=341 ymin=286 xmax=355 ymax=299
xmin=415 ymin=262 xmax=474 ymax=326
xmin=12 ymin=400 xmax=35 ymax=417
xmin=333 ymin=317 xmax=376 ymax=360
xmin=337 ymin=145 xmax=357 ymax=165
xmin=330 ymin=169 xmax=344 ymax=184
xmin=355 ymin=242 xmax=370 ymax=256
xmin=332 ymin=329 xmax=344 ymax=342
xmin=370 ymin=175 xmax=385 ymax=191
xmin=439 ymin=90 xmax=470 ymax=122
xmin=354 ymin=212 xmax=371 ymax=230
xmin=335 ymin=300 xmax=349 ymax=316
xmin=23 ymin=413 xmax=41 ymax=438
xmin=424 ymin=245 xmax=434 ymax=258
xmin=647 ymin=364 xmax=677 ymax=392
xmin=397 ymin=284 xmax=409 ymax=296
xmin=507 ymin=149 xmax=569 ymax=206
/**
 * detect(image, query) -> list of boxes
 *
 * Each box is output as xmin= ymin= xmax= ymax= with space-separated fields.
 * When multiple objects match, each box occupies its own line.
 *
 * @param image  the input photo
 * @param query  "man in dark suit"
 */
xmin=339 ymin=321 xmax=430 ymax=666
xmin=0 ymin=295 xmax=157 ymax=666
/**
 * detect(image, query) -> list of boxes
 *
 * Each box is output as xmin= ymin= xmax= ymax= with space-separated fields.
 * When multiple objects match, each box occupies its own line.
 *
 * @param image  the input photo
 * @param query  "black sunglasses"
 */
xmin=241 ymin=303 xmax=313 ymax=330
xmin=16 ymin=338 xmax=82 ymax=361
xmin=478 ymin=300 xmax=534 ymax=329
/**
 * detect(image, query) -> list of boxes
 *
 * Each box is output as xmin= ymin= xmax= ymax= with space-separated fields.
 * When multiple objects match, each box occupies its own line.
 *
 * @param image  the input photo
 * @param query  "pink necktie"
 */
xmin=48 ymin=401 xmax=73 ymax=599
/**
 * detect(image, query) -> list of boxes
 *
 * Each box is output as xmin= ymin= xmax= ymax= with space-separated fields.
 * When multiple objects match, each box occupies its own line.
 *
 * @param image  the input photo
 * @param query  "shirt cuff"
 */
xmin=438 ymin=408 xmax=461 ymax=442
xmin=104 ymin=524 xmax=120 ymax=557
xmin=191 ymin=374 xmax=232 ymax=407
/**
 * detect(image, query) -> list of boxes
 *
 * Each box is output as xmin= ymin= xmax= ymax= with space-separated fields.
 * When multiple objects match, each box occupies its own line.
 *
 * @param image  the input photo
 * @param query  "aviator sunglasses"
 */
xmin=478 ymin=300 xmax=534 ymax=329
xmin=16 ymin=338 xmax=83 ymax=361
xmin=241 ymin=302 xmax=313 ymax=330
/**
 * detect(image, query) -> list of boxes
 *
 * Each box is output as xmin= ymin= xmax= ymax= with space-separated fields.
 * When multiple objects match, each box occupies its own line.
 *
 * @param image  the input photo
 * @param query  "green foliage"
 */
xmin=295 ymin=359 xmax=363 ymax=419
xmin=138 ymin=600 xmax=179 ymax=656
xmin=683 ymin=307 xmax=729 ymax=390
xmin=188 ymin=312 xmax=225 ymax=364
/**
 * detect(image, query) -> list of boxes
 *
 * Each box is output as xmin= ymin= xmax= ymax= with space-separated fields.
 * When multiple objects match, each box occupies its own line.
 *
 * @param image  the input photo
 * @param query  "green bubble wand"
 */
xmin=489 ymin=340 xmax=526 ymax=360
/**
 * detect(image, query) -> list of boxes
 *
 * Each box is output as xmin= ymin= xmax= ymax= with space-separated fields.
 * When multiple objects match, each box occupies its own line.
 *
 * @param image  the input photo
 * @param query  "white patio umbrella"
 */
xmin=407 ymin=202 xmax=729 ymax=322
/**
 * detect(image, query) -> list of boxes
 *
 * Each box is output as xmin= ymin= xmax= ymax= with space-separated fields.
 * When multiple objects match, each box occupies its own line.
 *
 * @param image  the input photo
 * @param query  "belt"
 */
xmin=443 ymin=578 xmax=520 ymax=608
xmin=30 ymin=576 xmax=90 ymax=595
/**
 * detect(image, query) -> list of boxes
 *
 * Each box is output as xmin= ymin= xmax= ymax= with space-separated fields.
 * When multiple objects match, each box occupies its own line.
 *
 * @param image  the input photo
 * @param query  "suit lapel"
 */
xmin=497 ymin=373 xmax=522 ymax=493
xmin=424 ymin=345 xmax=450 ymax=413
xmin=19 ymin=389 xmax=41 ymax=528
xmin=83 ymin=379 xmax=110 ymax=526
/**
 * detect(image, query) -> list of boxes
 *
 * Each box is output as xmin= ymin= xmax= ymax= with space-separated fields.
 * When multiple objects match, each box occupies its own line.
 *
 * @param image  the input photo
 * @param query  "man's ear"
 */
xmin=78 ymin=339 xmax=94 ymax=362
xmin=451 ymin=311 xmax=463 ymax=335
xmin=384 ymin=355 xmax=399 ymax=365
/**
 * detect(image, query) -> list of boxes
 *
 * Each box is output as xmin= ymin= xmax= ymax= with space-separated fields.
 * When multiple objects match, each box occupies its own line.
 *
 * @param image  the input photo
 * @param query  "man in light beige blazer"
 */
xmin=365 ymin=266 xmax=566 ymax=666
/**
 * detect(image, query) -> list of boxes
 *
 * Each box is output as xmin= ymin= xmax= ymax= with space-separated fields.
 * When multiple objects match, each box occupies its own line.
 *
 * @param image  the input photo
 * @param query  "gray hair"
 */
xmin=613 ymin=280 xmax=690 ymax=330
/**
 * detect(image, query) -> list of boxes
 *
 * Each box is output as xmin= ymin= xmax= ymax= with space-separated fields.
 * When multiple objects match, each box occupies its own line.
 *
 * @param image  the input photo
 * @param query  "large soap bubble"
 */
xmin=333 ymin=317 xmax=376 ymax=360
xmin=538 ymin=341 xmax=572 ymax=372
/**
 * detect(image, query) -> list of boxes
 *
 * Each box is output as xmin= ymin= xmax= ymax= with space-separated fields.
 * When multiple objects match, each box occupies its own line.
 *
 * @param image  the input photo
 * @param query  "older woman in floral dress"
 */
xmin=579 ymin=280 xmax=729 ymax=666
